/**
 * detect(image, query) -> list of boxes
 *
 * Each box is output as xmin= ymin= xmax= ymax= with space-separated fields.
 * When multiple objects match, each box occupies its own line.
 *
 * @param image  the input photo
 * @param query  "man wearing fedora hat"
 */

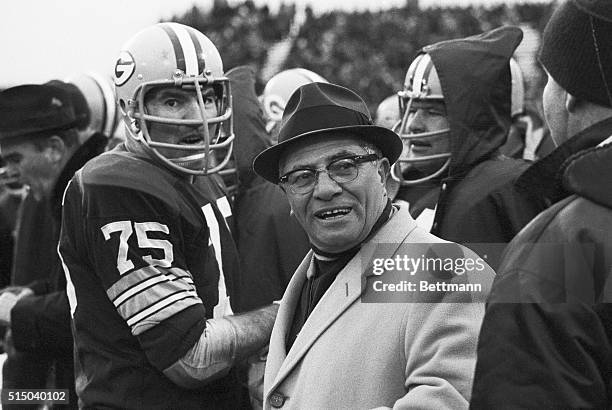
xmin=254 ymin=82 xmax=494 ymax=409
xmin=471 ymin=0 xmax=612 ymax=408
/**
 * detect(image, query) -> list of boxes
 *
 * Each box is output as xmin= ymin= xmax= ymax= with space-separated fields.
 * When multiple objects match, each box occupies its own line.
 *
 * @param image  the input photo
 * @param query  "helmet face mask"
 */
xmin=114 ymin=23 xmax=234 ymax=176
xmin=393 ymin=53 xmax=451 ymax=186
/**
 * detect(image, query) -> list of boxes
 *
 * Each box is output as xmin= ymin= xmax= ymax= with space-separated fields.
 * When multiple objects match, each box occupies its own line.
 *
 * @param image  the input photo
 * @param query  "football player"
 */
xmin=58 ymin=23 xmax=277 ymax=408
xmin=390 ymin=27 xmax=546 ymax=269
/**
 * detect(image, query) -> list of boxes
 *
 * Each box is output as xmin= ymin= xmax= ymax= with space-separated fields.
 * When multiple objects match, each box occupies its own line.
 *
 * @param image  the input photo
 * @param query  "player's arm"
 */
xmin=163 ymin=303 xmax=278 ymax=387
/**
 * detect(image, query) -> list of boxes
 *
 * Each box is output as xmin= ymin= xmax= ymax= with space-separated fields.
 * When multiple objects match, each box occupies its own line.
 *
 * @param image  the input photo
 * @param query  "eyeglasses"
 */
xmin=279 ymin=154 xmax=380 ymax=194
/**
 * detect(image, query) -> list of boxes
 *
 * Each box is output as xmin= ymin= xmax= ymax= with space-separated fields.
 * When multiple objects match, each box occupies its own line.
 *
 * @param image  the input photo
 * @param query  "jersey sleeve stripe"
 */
xmin=113 ymin=274 xmax=198 ymax=319
xmin=128 ymin=291 xmax=201 ymax=336
xmin=107 ymin=265 xmax=194 ymax=303
xmin=112 ymin=272 xmax=195 ymax=308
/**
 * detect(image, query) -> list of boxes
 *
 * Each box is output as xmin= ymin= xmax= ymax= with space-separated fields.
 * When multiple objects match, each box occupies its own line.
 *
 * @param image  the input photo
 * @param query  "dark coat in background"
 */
xmin=3 ymin=132 xmax=108 ymax=409
xmin=471 ymin=118 xmax=612 ymax=409
xmin=226 ymin=66 xmax=310 ymax=313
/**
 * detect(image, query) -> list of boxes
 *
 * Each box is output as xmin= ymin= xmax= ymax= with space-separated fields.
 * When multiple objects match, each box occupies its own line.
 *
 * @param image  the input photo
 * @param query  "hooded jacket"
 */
xmin=396 ymin=26 xmax=545 ymax=268
xmin=471 ymin=119 xmax=612 ymax=408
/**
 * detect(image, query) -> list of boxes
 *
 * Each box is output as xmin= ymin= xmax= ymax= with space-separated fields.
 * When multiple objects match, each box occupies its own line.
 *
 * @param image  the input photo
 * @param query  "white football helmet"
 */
xmin=114 ymin=22 xmax=233 ymax=175
xmin=66 ymin=73 xmax=121 ymax=145
xmin=262 ymin=68 xmax=328 ymax=135
xmin=392 ymin=53 xmax=451 ymax=186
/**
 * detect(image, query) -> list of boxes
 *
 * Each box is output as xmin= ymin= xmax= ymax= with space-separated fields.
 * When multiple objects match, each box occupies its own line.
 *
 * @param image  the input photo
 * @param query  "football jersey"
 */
xmin=58 ymin=145 xmax=241 ymax=409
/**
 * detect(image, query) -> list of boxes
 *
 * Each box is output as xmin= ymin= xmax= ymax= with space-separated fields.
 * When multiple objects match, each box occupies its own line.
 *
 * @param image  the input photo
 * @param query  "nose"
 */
xmin=408 ymin=109 xmax=426 ymax=134
xmin=184 ymin=97 xmax=202 ymax=120
xmin=399 ymin=140 xmax=412 ymax=161
xmin=312 ymin=170 xmax=342 ymax=200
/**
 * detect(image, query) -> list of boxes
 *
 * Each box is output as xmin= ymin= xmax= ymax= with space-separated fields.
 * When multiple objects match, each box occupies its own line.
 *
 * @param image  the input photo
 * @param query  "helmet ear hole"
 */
xmin=119 ymin=99 xmax=127 ymax=112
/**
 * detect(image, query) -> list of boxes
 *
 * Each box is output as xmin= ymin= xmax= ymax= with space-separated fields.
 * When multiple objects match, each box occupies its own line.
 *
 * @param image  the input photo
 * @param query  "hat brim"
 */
xmin=253 ymin=124 xmax=403 ymax=184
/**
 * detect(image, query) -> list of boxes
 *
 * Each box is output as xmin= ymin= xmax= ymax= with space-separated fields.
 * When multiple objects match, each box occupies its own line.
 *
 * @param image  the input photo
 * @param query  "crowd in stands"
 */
xmin=170 ymin=0 xmax=554 ymax=113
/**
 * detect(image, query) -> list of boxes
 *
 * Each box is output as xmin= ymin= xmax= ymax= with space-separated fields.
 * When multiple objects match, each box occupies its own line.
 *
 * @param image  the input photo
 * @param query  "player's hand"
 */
xmin=0 ymin=286 xmax=33 ymax=298
xmin=0 ymin=287 xmax=32 ymax=326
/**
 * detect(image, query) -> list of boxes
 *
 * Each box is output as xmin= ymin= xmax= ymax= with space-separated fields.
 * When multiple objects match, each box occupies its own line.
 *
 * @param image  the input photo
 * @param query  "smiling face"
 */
xmin=143 ymin=85 xmax=219 ymax=162
xmin=279 ymin=134 xmax=389 ymax=253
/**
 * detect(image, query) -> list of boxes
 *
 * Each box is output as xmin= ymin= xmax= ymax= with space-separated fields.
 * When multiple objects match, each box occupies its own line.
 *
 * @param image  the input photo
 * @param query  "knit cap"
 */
xmin=539 ymin=0 xmax=612 ymax=107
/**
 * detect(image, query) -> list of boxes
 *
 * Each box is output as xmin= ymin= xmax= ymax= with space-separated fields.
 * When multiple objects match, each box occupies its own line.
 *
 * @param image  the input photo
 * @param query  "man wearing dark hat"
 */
xmin=0 ymin=82 xmax=108 ymax=408
xmin=471 ymin=1 xmax=612 ymax=408
xmin=254 ymin=82 xmax=495 ymax=409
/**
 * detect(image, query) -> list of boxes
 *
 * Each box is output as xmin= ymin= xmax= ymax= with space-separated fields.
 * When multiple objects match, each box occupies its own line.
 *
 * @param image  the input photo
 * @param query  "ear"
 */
xmin=377 ymin=157 xmax=390 ymax=183
xmin=565 ymin=93 xmax=578 ymax=113
xmin=45 ymin=136 xmax=67 ymax=164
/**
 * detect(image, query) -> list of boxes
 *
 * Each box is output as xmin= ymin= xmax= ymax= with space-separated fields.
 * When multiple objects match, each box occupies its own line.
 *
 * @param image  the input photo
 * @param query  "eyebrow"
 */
xmin=283 ymin=149 xmax=363 ymax=173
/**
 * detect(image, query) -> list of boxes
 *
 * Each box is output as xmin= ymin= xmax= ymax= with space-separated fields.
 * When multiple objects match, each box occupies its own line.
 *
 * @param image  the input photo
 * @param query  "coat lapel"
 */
xmin=266 ymin=205 xmax=417 ymax=397
xmin=264 ymin=251 xmax=312 ymax=390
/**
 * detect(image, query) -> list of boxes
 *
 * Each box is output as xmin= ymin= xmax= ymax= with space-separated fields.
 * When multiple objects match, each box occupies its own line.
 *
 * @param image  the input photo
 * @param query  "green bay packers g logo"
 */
xmin=114 ymin=51 xmax=135 ymax=86
xmin=263 ymin=95 xmax=286 ymax=123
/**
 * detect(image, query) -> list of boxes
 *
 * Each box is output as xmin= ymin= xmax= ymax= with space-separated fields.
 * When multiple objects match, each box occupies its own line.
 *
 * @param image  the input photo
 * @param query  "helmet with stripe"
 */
xmin=114 ymin=22 xmax=233 ymax=175
xmin=392 ymin=52 xmax=451 ymax=186
xmin=65 ymin=72 xmax=121 ymax=145
xmin=262 ymin=68 xmax=328 ymax=136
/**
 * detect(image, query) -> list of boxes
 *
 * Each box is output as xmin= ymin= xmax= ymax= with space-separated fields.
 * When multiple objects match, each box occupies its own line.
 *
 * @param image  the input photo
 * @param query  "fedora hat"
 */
xmin=253 ymin=82 xmax=403 ymax=183
xmin=0 ymin=84 xmax=78 ymax=141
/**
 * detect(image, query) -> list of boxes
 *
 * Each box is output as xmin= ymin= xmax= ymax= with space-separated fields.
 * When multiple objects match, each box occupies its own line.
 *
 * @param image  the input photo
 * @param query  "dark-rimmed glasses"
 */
xmin=279 ymin=154 xmax=380 ymax=194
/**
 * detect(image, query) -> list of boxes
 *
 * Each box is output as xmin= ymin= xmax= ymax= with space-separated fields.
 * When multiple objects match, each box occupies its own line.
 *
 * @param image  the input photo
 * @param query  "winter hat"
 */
xmin=0 ymin=84 xmax=77 ymax=140
xmin=539 ymin=0 xmax=612 ymax=107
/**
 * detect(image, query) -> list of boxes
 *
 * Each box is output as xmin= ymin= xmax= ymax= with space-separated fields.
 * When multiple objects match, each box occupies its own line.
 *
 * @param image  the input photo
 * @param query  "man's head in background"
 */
xmin=0 ymin=84 xmax=79 ymax=199
xmin=261 ymin=68 xmax=328 ymax=141
xmin=539 ymin=0 xmax=612 ymax=146
xmin=374 ymin=94 xmax=401 ymax=130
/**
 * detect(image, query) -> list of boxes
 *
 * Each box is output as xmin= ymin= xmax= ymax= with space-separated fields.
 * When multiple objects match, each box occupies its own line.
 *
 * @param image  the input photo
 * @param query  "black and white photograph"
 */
xmin=0 ymin=0 xmax=611 ymax=408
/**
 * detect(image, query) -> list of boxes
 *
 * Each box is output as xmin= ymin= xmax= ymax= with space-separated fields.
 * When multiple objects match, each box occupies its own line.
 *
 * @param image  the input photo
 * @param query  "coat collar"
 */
xmin=516 ymin=117 xmax=612 ymax=206
xmin=562 ymin=136 xmax=612 ymax=208
xmin=264 ymin=204 xmax=417 ymax=399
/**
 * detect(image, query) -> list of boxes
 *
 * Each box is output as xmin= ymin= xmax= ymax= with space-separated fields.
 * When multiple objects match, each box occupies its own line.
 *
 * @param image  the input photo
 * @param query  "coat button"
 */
xmin=269 ymin=392 xmax=286 ymax=408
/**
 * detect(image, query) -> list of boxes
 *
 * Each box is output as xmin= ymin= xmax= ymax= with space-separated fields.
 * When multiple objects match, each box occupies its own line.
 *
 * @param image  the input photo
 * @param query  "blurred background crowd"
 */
xmin=168 ymin=0 xmax=553 ymax=114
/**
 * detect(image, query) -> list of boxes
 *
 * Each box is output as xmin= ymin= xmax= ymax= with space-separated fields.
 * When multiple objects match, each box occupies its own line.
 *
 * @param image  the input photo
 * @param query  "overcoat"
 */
xmin=264 ymin=204 xmax=495 ymax=409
